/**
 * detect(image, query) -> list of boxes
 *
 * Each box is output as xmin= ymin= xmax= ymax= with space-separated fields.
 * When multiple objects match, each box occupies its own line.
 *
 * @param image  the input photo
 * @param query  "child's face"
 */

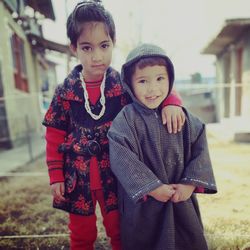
xmin=71 ymin=22 xmax=114 ymax=81
xmin=131 ymin=65 xmax=169 ymax=109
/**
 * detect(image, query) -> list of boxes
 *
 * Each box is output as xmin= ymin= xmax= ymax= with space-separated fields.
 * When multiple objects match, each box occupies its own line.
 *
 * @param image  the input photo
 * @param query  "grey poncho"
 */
xmin=107 ymin=44 xmax=217 ymax=250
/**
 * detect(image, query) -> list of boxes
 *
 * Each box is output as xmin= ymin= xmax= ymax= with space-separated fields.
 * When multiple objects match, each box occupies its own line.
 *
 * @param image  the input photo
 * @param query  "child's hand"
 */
xmin=161 ymin=106 xmax=185 ymax=134
xmin=51 ymin=182 xmax=66 ymax=202
xmin=148 ymin=184 xmax=175 ymax=203
xmin=170 ymin=184 xmax=195 ymax=203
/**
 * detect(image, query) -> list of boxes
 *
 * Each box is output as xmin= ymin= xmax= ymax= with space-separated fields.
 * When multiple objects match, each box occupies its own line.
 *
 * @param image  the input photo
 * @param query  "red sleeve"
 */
xmin=162 ymin=89 xmax=182 ymax=107
xmin=45 ymin=127 xmax=66 ymax=184
xmin=194 ymin=187 xmax=205 ymax=193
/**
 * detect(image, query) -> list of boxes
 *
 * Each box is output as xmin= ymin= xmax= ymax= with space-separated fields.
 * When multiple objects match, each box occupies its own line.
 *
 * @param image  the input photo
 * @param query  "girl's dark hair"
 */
xmin=66 ymin=1 xmax=116 ymax=47
xmin=125 ymin=57 xmax=169 ymax=85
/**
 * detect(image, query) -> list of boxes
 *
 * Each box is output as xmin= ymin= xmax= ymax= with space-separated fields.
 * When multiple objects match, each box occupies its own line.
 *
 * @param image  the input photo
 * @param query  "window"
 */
xmin=10 ymin=33 xmax=29 ymax=92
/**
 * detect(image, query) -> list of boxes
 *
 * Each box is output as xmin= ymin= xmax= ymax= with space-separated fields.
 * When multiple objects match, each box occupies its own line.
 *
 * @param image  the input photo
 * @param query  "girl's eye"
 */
xmin=82 ymin=46 xmax=92 ymax=52
xmin=157 ymin=76 xmax=165 ymax=81
xmin=101 ymin=43 xmax=110 ymax=49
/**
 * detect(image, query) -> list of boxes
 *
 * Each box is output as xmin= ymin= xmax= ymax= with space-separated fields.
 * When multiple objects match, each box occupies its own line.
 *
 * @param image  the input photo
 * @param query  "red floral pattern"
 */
xmin=74 ymin=195 xmax=91 ymax=212
xmin=43 ymin=65 xmax=128 ymax=215
xmin=74 ymin=157 xmax=87 ymax=172
xmin=106 ymin=192 xmax=118 ymax=206
xmin=106 ymin=83 xmax=123 ymax=98
xmin=62 ymin=100 xmax=70 ymax=110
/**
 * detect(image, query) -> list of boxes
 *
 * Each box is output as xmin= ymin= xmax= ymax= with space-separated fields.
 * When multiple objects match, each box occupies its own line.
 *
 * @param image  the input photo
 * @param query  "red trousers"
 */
xmin=68 ymin=190 xmax=121 ymax=250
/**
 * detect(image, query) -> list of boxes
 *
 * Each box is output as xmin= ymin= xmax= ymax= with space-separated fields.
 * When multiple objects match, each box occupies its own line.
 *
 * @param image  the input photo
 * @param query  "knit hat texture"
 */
xmin=121 ymin=43 xmax=175 ymax=95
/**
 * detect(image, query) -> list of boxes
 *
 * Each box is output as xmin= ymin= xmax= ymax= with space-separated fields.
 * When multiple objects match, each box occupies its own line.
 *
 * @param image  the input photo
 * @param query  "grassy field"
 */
xmin=199 ymin=141 xmax=250 ymax=250
xmin=0 ymin=140 xmax=250 ymax=249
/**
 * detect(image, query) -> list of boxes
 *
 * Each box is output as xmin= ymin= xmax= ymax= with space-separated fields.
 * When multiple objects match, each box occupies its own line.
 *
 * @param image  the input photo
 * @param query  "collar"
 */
xmin=132 ymin=101 xmax=161 ymax=116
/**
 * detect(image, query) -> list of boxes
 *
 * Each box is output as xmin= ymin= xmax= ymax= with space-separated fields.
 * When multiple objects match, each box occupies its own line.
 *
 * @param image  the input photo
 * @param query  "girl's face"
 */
xmin=71 ymin=22 xmax=114 ymax=81
xmin=131 ymin=65 xmax=170 ymax=109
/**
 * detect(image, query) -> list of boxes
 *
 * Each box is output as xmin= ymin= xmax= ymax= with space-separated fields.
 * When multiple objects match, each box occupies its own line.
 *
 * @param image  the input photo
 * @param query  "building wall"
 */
xmin=0 ymin=2 xmax=43 ymax=147
xmin=215 ymin=31 xmax=250 ymax=121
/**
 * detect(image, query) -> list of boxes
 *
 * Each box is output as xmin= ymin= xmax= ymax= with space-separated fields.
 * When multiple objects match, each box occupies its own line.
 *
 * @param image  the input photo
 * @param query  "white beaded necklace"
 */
xmin=80 ymin=72 xmax=106 ymax=120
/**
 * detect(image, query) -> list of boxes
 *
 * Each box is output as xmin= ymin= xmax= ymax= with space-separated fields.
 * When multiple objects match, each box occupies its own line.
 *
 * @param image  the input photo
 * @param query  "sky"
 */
xmin=42 ymin=0 xmax=250 ymax=81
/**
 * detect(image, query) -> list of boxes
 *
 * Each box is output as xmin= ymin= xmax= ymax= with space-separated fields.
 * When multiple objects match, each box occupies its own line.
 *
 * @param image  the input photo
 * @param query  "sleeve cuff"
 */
xmin=49 ymin=168 xmax=65 ymax=185
xmin=194 ymin=186 xmax=205 ymax=193
xmin=162 ymin=89 xmax=182 ymax=107
xmin=131 ymin=179 xmax=162 ymax=203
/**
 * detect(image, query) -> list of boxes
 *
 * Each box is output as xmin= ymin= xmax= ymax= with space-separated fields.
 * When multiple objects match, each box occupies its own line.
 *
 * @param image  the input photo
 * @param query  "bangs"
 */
xmin=76 ymin=22 xmax=110 ymax=41
xmin=136 ymin=57 xmax=167 ymax=69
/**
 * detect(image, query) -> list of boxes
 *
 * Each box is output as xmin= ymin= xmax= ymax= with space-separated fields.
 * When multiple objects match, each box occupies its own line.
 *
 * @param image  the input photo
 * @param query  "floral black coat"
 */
xmin=43 ymin=65 xmax=128 ymax=215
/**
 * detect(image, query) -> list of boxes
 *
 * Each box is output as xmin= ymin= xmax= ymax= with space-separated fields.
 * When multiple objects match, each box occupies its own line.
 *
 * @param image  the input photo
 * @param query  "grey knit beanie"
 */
xmin=121 ymin=43 xmax=175 ymax=94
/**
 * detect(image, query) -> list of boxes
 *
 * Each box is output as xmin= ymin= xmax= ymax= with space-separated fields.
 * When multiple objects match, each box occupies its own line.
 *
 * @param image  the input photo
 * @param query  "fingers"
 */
xmin=60 ymin=184 xmax=65 ymax=197
xmin=160 ymin=193 xmax=174 ymax=203
xmin=163 ymin=108 xmax=185 ymax=134
xmin=161 ymin=187 xmax=175 ymax=203
xmin=51 ymin=184 xmax=66 ymax=202
xmin=54 ymin=190 xmax=66 ymax=202
xmin=52 ymin=189 xmax=63 ymax=201
xmin=171 ymin=193 xmax=180 ymax=203
xmin=169 ymin=183 xmax=178 ymax=189
xmin=162 ymin=113 xmax=167 ymax=125
xmin=180 ymin=110 xmax=186 ymax=126
xmin=166 ymin=115 xmax=172 ymax=133
xmin=174 ymin=109 xmax=186 ymax=133
xmin=171 ymin=115 xmax=178 ymax=134
xmin=177 ymin=114 xmax=183 ymax=132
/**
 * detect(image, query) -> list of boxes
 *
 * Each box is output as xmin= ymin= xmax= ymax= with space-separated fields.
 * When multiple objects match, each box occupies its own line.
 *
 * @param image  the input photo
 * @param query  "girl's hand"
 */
xmin=161 ymin=105 xmax=185 ymax=134
xmin=170 ymin=184 xmax=195 ymax=203
xmin=51 ymin=182 xmax=66 ymax=202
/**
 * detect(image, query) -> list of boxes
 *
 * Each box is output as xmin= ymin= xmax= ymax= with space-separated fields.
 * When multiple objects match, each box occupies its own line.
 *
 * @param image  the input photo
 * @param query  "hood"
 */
xmin=121 ymin=43 xmax=175 ymax=108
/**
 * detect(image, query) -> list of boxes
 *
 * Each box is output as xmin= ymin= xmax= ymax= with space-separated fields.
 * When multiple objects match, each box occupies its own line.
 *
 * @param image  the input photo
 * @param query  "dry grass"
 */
xmin=199 ymin=141 xmax=250 ymax=250
xmin=0 ymin=140 xmax=250 ymax=249
xmin=0 ymin=159 xmax=109 ymax=249
xmin=0 ymin=160 xmax=69 ymax=249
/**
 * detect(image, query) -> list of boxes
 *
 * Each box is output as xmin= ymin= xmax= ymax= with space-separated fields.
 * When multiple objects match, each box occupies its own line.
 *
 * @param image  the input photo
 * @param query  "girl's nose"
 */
xmin=92 ymin=49 xmax=102 ymax=62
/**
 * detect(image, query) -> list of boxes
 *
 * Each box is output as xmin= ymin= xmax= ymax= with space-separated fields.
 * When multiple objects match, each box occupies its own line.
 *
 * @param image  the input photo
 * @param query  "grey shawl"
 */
xmin=108 ymin=106 xmax=217 ymax=250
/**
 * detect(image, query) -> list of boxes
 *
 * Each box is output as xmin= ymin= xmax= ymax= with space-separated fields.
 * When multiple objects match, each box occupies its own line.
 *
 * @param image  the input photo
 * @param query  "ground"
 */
xmin=0 ymin=138 xmax=250 ymax=249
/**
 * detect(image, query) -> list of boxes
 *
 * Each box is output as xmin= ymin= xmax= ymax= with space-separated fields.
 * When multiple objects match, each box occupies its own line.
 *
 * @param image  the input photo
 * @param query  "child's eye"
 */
xmin=157 ymin=76 xmax=165 ymax=81
xmin=101 ymin=43 xmax=110 ymax=49
xmin=82 ymin=46 xmax=92 ymax=52
xmin=138 ymin=79 xmax=146 ymax=84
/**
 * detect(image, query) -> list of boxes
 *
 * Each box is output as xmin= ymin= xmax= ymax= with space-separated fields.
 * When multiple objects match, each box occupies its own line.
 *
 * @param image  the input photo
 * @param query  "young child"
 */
xmin=43 ymin=2 xmax=184 ymax=250
xmin=108 ymin=43 xmax=217 ymax=250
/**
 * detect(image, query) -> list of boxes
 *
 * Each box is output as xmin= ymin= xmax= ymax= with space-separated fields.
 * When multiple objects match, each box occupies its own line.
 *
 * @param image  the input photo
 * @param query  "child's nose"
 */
xmin=92 ymin=49 xmax=102 ymax=61
xmin=147 ymin=82 xmax=156 ymax=92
